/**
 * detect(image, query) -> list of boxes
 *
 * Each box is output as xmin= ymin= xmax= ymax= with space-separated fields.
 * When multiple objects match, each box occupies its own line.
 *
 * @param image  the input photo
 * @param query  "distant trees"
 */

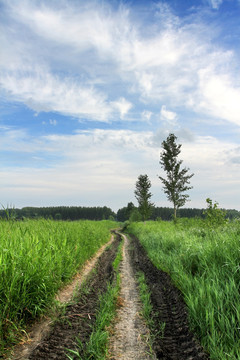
xmin=159 ymin=133 xmax=194 ymax=220
xmin=134 ymin=174 xmax=153 ymax=221
xmin=2 ymin=204 xmax=238 ymax=222
xmin=0 ymin=206 xmax=116 ymax=221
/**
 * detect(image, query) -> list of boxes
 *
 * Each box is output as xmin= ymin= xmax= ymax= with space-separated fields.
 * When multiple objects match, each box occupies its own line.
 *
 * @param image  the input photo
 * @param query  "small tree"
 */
xmin=159 ymin=133 xmax=194 ymax=220
xmin=134 ymin=174 xmax=153 ymax=221
xmin=203 ymin=198 xmax=227 ymax=227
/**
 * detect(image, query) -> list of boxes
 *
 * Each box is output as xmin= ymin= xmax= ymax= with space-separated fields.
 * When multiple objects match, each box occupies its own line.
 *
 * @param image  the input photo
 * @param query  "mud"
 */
xmin=128 ymin=233 xmax=209 ymax=360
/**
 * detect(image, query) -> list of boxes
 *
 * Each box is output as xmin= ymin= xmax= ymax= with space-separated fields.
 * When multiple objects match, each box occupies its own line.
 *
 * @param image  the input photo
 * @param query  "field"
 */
xmin=0 ymin=219 xmax=116 ymax=354
xmin=128 ymin=219 xmax=240 ymax=360
xmin=1 ymin=217 xmax=239 ymax=359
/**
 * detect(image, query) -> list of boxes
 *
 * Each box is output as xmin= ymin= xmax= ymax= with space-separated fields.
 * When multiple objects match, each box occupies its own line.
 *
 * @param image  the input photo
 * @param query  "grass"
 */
xmin=128 ymin=218 xmax=240 ymax=359
xmin=0 ymin=219 xmax=117 ymax=354
xmin=67 ymin=238 xmax=123 ymax=359
xmin=137 ymin=271 xmax=165 ymax=356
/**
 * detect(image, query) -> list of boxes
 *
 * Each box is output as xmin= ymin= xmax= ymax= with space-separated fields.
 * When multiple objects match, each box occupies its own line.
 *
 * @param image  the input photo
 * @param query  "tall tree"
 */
xmin=159 ymin=133 xmax=194 ymax=220
xmin=134 ymin=174 xmax=153 ymax=221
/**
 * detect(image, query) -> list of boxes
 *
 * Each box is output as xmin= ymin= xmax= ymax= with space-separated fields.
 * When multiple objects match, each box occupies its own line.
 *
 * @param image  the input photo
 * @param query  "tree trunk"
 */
xmin=174 ymin=206 xmax=177 ymax=221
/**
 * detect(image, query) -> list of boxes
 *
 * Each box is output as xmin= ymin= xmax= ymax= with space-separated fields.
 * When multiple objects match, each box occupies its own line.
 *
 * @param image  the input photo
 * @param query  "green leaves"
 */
xmin=159 ymin=133 xmax=194 ymax=219
xmin=134 ymin=174 xmax=154 ymax=222
xmin=203 ymin=198 xmax=227 ymax=227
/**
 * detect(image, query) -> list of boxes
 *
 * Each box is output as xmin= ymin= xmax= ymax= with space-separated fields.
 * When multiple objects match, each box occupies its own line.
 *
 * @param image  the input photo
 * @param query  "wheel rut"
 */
xmin=129 ymin=233 xmax=209 ymax=360
xmin=108 ymin=233 xmax=156 ymax=360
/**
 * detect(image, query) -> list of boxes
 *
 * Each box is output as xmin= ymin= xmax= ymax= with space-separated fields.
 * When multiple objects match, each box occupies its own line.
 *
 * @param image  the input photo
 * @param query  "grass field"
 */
xmin=0 ymin=219 xmax=116 ymax=353
xmin=128 ymin=219 xmax=240 ymax=360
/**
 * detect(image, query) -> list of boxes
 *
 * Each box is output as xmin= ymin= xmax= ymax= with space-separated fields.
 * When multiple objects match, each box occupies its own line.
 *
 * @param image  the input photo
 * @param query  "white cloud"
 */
xmin=160 ymin=105 xmax=177 ymax=124
xmin=1 ymin=0 xmax=240 ymax=127
xmin=0 ymin=68 xmax=113 ymax=121
xmin=141 ymin=110 xmax=153 ymax=123
xmin=196 ymin=69 xmax=240 ymax=126
xmin=111 ymin=97 xmax=132 ymax=119
xmin=207 ymin=0 xmax=223 ymax=9
xmin=1 ymin=0 xmax=240 ymax=211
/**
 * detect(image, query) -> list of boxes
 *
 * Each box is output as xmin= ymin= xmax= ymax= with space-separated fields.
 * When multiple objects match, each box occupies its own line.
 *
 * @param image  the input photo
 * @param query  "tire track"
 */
xmin=109 ymin=233 xmax=156 ymax=360
xmin=129 ymin=234 xmax=209 ymax=360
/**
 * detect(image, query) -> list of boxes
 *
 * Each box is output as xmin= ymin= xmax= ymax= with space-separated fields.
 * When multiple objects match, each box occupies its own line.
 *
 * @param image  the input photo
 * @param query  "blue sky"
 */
xmin=1 ymin=0 xmax=240 ymax=212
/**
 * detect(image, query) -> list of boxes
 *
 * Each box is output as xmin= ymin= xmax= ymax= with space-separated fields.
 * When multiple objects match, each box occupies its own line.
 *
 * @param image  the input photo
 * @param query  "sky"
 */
xmin=0 ymin=0 xmax=240 ymax=212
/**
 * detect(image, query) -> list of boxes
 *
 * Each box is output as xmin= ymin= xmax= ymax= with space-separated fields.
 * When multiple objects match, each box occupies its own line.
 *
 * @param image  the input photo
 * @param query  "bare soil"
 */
xmin=108 ymin=233 xmax=156 ymax=359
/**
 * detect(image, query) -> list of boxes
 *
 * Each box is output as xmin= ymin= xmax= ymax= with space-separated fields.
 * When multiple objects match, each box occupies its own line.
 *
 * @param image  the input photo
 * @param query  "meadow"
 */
xmin=0 ymin=219 xmax=116 ymax=353
xmin=128 ymin=219 xmax=240 ymax=360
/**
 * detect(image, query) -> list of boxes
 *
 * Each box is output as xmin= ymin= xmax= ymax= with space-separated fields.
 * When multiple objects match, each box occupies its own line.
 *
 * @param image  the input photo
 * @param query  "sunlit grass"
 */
xmin=0 ymin=219 xmax=116 ymax=353
xmin=128 ymin=219 xmax=240 ymax=359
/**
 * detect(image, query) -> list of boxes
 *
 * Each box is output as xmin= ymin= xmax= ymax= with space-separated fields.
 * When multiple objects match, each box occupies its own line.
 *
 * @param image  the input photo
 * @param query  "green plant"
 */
xmin=134 ymin=174 xmax=154 ymax=221
xmin=159 ymin=133 xmax=194 ymax=220
xmin=203 ymin=198 xmax=227 ymax=227
xmin=0 ymin=219 xmax=117 ymax=355
xmin=128 ymin=220 xmax=240 ymax=359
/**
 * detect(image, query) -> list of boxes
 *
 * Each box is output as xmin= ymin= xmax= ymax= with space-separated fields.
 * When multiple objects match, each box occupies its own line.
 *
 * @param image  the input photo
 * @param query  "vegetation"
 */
xmin=134 ymin=174 xmax=153 ymax=221
xmin=0 ymin=219 xmax=117 ymax=353
xmin=117 ymin=204 xmax=239 ymax=222
xmin=159 ymin=133 xmax=194 ymax=219
xmin=68 ymin=238 xmax=123 ymax=359
xmin=128 ymin=219 xmax=240 ymax=359
xmin=0 ymin=206 xmax=116 ymax=221
xmin=203 ymin=198 xmax=227 ymax=227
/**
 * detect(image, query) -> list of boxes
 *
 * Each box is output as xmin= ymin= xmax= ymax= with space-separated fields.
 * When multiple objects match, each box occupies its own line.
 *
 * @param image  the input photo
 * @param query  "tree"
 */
xmin=159 ymin=133 xmax=194 ymax=220
xmin=203 ymin=198 xmax=227 ymax=227
xmin=134 ymin=174 xmax=153 ymax=221
xmin=126 ymin=202 xmax=136 ymax=219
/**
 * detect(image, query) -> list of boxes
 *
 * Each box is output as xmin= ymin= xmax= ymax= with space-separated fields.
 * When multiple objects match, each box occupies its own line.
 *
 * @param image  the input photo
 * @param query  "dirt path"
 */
xmin=108 ymin=233 xmax=156 ymax=360
xmin=9 ymin=231 xmax=210 ymax=360
xmin=10 ymin=236 xmax=114 ymax=360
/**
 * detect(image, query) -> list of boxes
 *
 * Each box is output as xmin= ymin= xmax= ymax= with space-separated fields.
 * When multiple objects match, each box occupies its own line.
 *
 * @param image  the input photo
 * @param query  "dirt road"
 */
xmin=108 ymin=233 xmax=156 ymax=359
xmin=10 ymin=231 xmax=209 ymax=360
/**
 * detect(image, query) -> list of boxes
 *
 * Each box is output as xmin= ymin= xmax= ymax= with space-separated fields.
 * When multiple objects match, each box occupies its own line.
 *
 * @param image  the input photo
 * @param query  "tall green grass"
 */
xmin=0 ymin=219 xmax=116 ymax=353
xmin=128 ymin=219 xmax=240 ymax=359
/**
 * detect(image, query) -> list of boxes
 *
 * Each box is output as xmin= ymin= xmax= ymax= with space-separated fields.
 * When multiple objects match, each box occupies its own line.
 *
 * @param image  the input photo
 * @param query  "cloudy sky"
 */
xmin=1 ymin=0 xmax=240 ymax=212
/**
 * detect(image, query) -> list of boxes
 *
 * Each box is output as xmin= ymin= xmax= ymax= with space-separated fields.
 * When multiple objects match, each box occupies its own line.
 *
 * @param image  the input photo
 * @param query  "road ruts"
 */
xmin=108 ymin=233 xmax=157 ymax=360
xmin=22 ymin=235 xmax=121 ymax=360
xmin=129 ymin=234 xmax=210 ymax=360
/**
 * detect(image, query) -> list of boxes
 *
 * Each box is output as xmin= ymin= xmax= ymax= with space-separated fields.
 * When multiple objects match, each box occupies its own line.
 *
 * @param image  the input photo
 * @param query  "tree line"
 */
xmin=0 ymin=203 xmax=239 ymax=222
xmin=0 ymin=206 xmax=115 ymax=221
xmin=116 ymin=203 xmax=239 ymax=222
